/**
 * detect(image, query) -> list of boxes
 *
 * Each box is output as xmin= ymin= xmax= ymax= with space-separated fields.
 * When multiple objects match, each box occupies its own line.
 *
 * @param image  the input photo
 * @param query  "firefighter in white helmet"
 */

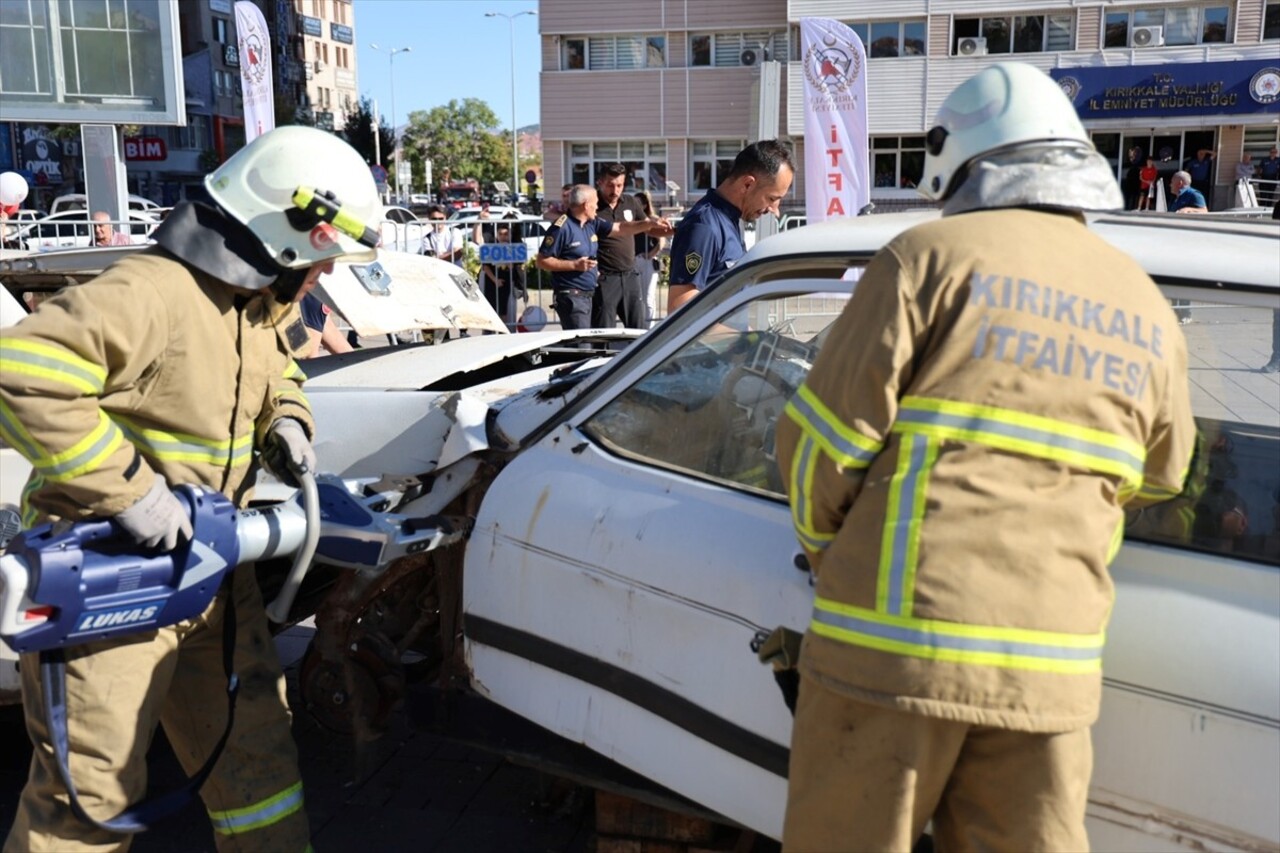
xmin=777 ymin=63 xmax=1196 ymax=851
xmin=1 ymin=126 xmax=379 ymax=852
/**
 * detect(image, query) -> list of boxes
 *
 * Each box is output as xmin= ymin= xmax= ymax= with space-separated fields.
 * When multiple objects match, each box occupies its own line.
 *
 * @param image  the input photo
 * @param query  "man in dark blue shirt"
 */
xmin=1182 ymin=149 xmax=1215 ymax=200
xmin=1260 ymin=147 xmax=1280 ymax=182
xmin=536 ymin=185 xmax=671 ymax=330
xmin=667 ymin=140 xmax=794 ymax=315
xmin=1169 ymin=170 xmax=1208 ymax=213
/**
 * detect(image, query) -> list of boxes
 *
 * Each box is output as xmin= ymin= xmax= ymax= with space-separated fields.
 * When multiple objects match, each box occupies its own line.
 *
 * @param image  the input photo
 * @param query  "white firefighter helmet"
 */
xmin=205 ymin=126 xmax=380 ymax=271
xmin=918 ymin=63 xmax=1091 ymax=201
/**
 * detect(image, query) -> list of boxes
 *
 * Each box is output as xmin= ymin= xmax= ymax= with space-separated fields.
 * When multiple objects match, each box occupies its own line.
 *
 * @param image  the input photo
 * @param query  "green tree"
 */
xmin=341 ymin=96 xmax=394 ymax=169
xmin=401 ymin=98 xmax=511 ymax=194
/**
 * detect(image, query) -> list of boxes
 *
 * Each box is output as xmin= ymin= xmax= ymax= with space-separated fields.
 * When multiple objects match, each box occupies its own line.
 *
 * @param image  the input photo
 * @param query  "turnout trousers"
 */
xmin=4 ymin=568 xmax=310 ymax=853
xmin=782 ymin=674 xmax=1092 ymax=853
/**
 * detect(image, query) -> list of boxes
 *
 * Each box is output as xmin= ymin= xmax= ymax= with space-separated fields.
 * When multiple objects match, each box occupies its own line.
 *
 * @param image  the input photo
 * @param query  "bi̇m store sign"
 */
xmin=1051 ymin=59 xmax=1279 ymax=120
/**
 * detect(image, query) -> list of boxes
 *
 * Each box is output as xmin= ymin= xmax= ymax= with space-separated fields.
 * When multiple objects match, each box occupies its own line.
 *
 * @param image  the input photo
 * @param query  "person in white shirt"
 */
xmin=420 ymin=204 xmax=462 ymax=265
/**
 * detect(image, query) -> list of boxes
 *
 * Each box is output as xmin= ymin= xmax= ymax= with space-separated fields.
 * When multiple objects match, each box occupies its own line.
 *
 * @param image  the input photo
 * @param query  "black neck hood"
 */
xmin=151 ymin=201 xmax=285 ymax=290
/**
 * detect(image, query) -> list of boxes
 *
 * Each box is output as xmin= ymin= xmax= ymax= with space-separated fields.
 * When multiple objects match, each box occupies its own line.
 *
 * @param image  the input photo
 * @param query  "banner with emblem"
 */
xmin=799 ymin=18 xmax=870 ymax=224
xmin=234 ymin=1 xmax=274 ymax=142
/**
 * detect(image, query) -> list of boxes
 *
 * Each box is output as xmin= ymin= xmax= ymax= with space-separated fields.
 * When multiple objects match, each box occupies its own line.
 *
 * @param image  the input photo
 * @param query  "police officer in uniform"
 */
xmin=593 ymin=163 xmax=651 ymax=329
xmin=776 ymin=63 xmax=1196 ymax=851
xmin=536 ymin=184 xmax=670 ymax=330
xmin=0 ymin=126 xmax=381 ymax=852
xmin=667 ymin=140 xmax=793 ymax=315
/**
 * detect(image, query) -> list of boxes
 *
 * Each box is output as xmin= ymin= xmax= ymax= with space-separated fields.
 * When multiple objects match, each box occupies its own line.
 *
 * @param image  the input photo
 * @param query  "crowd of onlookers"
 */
xmin=1121 ymin=144 xmax=1280 ymax=212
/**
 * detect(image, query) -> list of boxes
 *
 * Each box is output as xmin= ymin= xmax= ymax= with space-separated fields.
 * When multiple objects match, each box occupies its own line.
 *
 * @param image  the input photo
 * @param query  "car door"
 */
xmin=465 ymin=222 xmax=1279 ymax=847
xmin=1086 ymin=287 xmax=1280 ymax=851
xmin=464 ymin=279 xmax=853 ymax=838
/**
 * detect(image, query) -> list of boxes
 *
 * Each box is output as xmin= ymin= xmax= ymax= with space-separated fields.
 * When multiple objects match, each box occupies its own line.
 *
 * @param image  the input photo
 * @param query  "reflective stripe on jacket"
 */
xmin=775 ymin=210 xmax=1195 ymax=732
xmin=0 ymin=249 xmax=314 ymax=522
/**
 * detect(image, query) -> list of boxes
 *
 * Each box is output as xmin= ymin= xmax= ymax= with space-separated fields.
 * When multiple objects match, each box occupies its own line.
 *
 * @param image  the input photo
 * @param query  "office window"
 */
xmin=173 ymin=114 xmax=209 ymax=150
xmin=690 ymin=32 xmax=788 ymax=67
xmin=562 ymin=38 xmax=585 ymax=69
xmin=691 ymin=140 xmax=745 ymax=191
xmin=871 ymin=136 xmax=926 ymax=190
xmin=953 ymin=14 xmax=1074 ymax=54
xmin=214 ymin=69 xmax=236 ymax=97
xmin=1267 ymin=2 xmax=1280 ymax=39
xmin=213 ymin=17 xmax=229 ymax=45
xmin=568 ymin=141 xmax=667 ymax=192
xmin=1103 ymin=5 xmax=1231 ymax=48
xmin=563 ymin=35 xmax=665 ymax=70
xmin=842 ymin=20 xmax=927 ymax=57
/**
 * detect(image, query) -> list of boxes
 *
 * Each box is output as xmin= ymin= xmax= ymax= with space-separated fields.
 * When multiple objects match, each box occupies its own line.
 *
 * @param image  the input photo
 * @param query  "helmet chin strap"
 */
xmin=271 ymin=267 xmax=310 ymax=304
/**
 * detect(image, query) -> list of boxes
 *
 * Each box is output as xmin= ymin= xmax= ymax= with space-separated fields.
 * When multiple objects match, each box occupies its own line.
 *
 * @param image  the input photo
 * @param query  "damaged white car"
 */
xmin=4 ymin=212 xmax=1279 ymax=851
xmin=291 ymin=210 xmax=1280 ymax=852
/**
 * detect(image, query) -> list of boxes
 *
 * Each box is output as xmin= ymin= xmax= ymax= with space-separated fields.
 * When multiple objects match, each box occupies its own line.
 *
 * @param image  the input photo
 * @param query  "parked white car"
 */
xmin=377 ymin=205 xmax=432 ymax=255
xmin=291 ymin=210 xmax=1280 ymax=851
xmin=48 ymin=193 xmax=160 ymax=216
xmin=7 ymin=210 xmax=156 ymax=251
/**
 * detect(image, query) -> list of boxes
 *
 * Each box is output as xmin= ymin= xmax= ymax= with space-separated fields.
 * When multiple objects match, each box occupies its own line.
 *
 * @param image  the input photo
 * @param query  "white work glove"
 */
xmin=264 ymin=418 xmax=316 ymax=487
xmin=114 ymin=476 xmax=193 ymax=551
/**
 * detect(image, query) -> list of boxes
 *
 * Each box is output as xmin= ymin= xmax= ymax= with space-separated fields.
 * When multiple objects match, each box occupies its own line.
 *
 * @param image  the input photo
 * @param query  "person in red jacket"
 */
xmin=1138 ymin=157 xmax=1159 ymax=211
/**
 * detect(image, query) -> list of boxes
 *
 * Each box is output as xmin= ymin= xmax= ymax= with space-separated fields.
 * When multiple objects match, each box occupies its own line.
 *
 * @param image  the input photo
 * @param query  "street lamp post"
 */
xmin=370 ymin=42 xmax=411 ymax=202
xmin=485 ymin=10 xmax=535 ymax=205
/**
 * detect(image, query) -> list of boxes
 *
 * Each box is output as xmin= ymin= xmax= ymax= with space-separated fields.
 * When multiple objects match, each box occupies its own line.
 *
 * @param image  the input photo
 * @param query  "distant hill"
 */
xmin=517 ymin=123 xmax=540 ymax=135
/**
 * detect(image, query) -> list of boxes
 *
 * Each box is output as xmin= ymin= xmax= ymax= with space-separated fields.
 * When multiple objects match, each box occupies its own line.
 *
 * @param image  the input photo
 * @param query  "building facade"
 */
xmin=295 ymin=0 xmax=359 ymax=132
xmin=0 ymin=0 xmax=359 ymax=207
xmin=538 ymin=0 xmax=1280 ymax=211
xmin=123 ymin=0 xmax=317 ymax=205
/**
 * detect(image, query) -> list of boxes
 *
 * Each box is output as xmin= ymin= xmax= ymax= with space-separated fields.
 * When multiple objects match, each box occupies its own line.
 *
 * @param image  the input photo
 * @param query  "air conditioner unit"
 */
xmin=957 ymin=36 xmax=988 ymax=56
xmin=1130 ymin=25 xmax=1164 ymax=47
xmin=740 ymin=45 xmax=770 ymax=66
xmin=313 ymin=60 xmax=325 ymax=72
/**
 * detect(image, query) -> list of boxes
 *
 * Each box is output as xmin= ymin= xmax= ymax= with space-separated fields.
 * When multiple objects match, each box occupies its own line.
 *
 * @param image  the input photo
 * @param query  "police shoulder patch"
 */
xmin=285 ymin=318 xmax=310 ymax=352
xmin=685 ymin=252 xmax=702 ymax=275
xmin=553 ymin=214 xmax=568 ymax=227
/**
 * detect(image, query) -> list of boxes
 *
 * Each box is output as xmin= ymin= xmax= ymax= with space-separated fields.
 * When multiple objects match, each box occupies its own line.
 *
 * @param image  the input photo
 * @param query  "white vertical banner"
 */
xmin=234 ymin=1 xmax=274 ymax=142
xmin=799 ymin=18 xmax=869 ymax=224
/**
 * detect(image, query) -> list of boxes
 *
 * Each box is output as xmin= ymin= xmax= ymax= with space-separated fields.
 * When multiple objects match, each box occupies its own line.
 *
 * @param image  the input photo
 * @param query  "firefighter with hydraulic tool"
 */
xmin=775 ymin=63 xmax=1196 ymax=851
xmin=0 ymin=126 xmax=381 ymax=852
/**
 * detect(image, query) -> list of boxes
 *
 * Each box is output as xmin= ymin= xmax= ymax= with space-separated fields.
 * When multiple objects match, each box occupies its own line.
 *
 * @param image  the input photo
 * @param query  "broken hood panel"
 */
xmin=303 ymin=329 xmax=644 ymax=391
xmin=317 ymin=249 xmax=507 ymax=337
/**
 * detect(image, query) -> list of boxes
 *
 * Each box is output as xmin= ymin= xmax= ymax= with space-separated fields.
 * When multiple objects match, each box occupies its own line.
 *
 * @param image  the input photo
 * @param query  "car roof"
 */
xmin=739 ymin=210 xmax=1280 ymax=291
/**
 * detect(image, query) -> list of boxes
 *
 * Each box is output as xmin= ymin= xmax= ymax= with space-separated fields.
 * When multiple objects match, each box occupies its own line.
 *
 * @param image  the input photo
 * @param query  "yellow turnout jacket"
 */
xmin=776 ymin=209 xmax=1195 ymax=732
xmin=0 ymin=249 xmax=314 ymax=525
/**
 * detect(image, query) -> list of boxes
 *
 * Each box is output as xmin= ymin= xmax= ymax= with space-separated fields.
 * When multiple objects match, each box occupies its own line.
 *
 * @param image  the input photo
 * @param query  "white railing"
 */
xmin=1245 ymin=178 xmax=1279 ymax=209
xmin=1 ymin=214 xmax=156 ymax=253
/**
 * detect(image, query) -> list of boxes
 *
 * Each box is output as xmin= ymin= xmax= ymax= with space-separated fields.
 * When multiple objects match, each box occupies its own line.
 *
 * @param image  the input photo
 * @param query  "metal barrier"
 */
xmin=1246 ymin=178 xmax=1279 ymax=208
xmin=1 ymin=214 xmax=155 ymax=252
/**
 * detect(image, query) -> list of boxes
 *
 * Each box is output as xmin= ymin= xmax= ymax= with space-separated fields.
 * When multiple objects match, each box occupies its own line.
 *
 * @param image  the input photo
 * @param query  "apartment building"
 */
xmin=539 ymin=0 xmax=1280 ymax=210
xmin=296 ymin=0 xmax=359 ymax=132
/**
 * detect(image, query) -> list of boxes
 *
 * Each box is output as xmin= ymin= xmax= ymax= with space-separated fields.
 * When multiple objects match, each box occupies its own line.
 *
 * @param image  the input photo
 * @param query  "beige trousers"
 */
xmin=783 ymin=674 xmax=1092 ymax=853
xmin=4 ymin=568 xmax=310 ymax=853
